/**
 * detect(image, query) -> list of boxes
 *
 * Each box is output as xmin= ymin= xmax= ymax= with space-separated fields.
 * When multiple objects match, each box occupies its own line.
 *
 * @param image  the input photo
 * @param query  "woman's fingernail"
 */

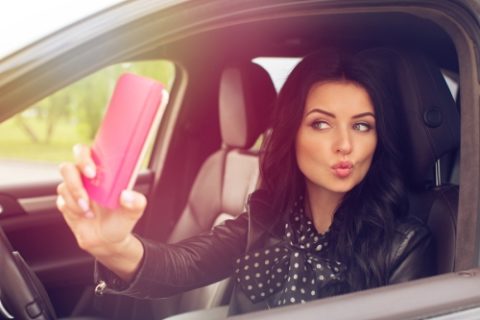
xmin=85 ymin=210 xmax=95 ymax=219
xmin=78 ymin=198 xmax=90 ymax=212
xmin=84 ymin=165 xmax=96 ymax=179
xmin=73 ymin=144 xmax=82 ymax=157
xmin=121 ymin=190 xmax=134 ymax=207
xmin=56 ymin=196 xmax=66 ymax=209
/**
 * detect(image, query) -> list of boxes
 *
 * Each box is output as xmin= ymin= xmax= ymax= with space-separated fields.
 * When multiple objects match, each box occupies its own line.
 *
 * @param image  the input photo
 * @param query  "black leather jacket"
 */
xmin=96 ymin=190 xmax=436 ymax=315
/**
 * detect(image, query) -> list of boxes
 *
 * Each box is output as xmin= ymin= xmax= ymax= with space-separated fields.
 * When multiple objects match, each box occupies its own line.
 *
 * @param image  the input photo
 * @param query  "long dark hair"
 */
xmin=259 ymin=48 xmax=408 ymax=292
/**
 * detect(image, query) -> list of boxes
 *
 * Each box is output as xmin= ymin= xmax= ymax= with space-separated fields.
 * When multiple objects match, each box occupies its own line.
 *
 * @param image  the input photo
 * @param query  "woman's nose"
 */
xmin=334 ymin=127 xmax=352 ymax=155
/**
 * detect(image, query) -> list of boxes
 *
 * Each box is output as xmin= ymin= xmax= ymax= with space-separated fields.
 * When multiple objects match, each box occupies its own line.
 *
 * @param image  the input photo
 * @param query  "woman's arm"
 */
xmin=96 ymin=214 xmax=249 ymax=299
xmin=58 ymin=144 xmax=249 ymax=298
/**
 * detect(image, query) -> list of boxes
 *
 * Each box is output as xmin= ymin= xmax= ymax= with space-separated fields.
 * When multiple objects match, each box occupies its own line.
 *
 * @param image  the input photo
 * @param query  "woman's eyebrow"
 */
xmin=352 ymin=112 xmax=376 ymax=119
xmin=305 ymin=108 xmax=335 ymax=118
xmin=305 ymin=109 xmax=375 ymax=119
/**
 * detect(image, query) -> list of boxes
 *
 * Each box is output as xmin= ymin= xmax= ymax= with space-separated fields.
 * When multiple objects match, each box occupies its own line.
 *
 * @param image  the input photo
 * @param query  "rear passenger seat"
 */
xmin=156 ymin=61 xmax=276 ymax=318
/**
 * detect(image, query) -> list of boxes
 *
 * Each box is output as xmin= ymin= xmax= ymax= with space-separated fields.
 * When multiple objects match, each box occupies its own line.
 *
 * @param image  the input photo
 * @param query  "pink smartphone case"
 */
xmin=82 ymin=73 xmax=168 ymax=209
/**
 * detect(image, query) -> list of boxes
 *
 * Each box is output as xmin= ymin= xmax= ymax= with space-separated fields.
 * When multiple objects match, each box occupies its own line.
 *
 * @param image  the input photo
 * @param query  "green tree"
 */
xmin=0 ymin=60 xmax=175 ymax=163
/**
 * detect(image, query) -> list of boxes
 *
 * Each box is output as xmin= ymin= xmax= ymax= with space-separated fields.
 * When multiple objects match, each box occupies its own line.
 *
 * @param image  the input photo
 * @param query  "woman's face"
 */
xmin=295 ymin=81 xmax=377 ymax=198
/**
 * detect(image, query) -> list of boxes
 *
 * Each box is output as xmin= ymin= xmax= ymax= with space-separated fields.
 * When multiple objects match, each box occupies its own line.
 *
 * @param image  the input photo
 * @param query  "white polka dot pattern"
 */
xmin=234 ymin=198 xmax=346 ymax=306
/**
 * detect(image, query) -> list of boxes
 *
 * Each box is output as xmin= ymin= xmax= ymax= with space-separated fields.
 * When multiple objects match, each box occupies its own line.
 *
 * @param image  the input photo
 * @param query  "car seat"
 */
xmin=153 ymin=61 xmax=276 ymax=318
xmin=390 ymin=48 xmax=460 ymax=275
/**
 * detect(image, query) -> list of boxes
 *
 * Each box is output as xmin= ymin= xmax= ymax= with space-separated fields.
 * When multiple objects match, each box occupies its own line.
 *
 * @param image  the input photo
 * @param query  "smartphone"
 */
xmin=82 ymin=73 xmax=169 ymax=209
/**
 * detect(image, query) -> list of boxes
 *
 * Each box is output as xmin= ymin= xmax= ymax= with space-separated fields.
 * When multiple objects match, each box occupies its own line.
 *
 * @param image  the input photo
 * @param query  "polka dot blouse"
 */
xmin=234 ymin=196 xmax=346 ymax=307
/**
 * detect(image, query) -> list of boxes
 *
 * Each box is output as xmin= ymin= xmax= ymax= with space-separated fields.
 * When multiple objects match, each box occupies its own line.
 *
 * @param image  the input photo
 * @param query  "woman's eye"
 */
xmin=352 ymin=122 xmax=371 ymax=132
xmin=311 ymin=120 xmax=331 ymax=130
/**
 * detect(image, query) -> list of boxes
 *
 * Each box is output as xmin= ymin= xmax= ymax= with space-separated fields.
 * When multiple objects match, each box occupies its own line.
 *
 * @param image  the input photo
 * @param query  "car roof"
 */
xmin=0 ymin=0 xmax=461 ymax=122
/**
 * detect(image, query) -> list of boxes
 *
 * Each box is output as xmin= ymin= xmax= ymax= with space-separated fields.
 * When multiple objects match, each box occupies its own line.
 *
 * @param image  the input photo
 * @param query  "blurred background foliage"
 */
xmin=0 ymin=60 xmax=175 ymax=162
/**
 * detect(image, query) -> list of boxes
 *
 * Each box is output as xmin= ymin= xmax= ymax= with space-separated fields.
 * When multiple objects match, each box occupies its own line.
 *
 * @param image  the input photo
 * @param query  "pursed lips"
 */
xmin=331 ymin=161 xmax=353 ymax=178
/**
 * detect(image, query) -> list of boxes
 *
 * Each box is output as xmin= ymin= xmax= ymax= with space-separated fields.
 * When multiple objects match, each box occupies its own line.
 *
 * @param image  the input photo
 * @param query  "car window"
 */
xmin=254 ymin=57 xmax=459 ymax=99
xmin=0 ymin=60 xmax=175 ymax=186
xmin=442 ymin=72 xmax=459 ymax=101
xmin=253 ymin=57 xmax=301 ymax=93
xmin=429 ymin=306 xmax=480 ymax=320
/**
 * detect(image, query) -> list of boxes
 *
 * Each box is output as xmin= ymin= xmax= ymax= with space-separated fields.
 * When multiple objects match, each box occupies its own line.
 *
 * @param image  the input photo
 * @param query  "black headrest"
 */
xmin=392 ymin=49 xmax=460 ymax=187
xmin=219 ymin=62 xmax=276 ymax=148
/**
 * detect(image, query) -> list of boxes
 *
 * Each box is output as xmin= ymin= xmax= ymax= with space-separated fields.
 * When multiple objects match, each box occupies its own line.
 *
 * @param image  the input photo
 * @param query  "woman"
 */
xmin=56 ymin=48 xmax=435 ymax=315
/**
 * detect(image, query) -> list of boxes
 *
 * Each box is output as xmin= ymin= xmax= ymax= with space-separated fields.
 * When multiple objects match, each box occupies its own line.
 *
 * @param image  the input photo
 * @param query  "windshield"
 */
xmin=0 ymin=0 xmax=124 ymax=59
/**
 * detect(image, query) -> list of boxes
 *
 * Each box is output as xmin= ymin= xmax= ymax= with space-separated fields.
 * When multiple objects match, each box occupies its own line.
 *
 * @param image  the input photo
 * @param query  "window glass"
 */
xmin=442 ymin=71 xmax=459 ymax=100
xmin=0 ymin=60 xmax=175 ymax=186
xmin=253 ymin=57 xmax=301 ymax=93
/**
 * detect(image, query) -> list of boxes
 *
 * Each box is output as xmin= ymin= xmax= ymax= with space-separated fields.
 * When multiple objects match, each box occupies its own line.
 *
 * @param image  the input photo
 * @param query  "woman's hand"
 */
xmin=56 ymin=144 xmax=145 ymax=280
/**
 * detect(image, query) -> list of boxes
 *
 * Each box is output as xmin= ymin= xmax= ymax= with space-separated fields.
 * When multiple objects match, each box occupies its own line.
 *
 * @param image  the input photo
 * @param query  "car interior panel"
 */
xmin=2 ymin=1 xmax=480 ymax=319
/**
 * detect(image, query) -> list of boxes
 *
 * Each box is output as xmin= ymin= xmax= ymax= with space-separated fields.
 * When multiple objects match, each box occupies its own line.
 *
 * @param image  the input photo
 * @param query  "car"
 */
xmin=0 ymin=0 xmax=479 ymax=319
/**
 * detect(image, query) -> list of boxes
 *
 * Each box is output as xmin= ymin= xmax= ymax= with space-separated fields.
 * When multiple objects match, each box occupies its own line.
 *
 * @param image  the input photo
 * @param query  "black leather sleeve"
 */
xmin=95 ymin=213 xmax=249 ymax=299
xmin=388 ymin=220 xmax=437 ymax=284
